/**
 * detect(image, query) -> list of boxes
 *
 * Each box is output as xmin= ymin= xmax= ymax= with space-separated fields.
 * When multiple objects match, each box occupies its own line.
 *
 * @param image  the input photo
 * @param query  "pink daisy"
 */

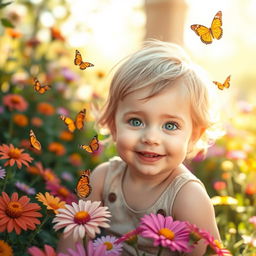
xmin=27 ymin=244 xmax=57 ymax=256
xmin=186 ymin=222 xmax=207 ymax=245
xmin=114 ymin=227 xmax=142 ymax=245
xmin=93 ymin=235 xmax=122 ymax=256
xmin=58 ymin=241 xmax=106 ymax=256
xmin=52 ymin=200 xmax=111 ymax=241
xmin=139 ymin=213 xmax=192 ymax=253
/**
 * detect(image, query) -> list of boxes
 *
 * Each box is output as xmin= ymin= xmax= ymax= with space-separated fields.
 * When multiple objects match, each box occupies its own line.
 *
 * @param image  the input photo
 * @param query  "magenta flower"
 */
xmin=249 ymin=216 xmax=256 ymax=228
xmin=27 ymin=244 xmax=57 ymax=256
xmin=58 ymin=241 xmax=106 ymax=256
xmin=93 ymin=235 xmax=122 ymax=256
xmin=52 ymin=200 xmax=111 ymax=241
xmin=139 ymin=213 xmax=192 ymax=253
xmin=114 ymin=227 xmax=142 ymax=245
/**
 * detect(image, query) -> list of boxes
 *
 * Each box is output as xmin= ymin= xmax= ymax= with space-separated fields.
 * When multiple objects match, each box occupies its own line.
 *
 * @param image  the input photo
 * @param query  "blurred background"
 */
xmin=1 ymin=0 xmax=256 ymax=254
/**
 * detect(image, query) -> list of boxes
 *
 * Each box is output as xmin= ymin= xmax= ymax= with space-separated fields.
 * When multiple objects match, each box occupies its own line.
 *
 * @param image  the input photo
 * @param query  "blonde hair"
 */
xmin=98 ymin=40 xmax=220 ymax=158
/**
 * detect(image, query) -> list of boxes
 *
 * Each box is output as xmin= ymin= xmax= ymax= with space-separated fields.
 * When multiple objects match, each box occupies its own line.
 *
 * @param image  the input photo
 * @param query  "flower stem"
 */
xmin=26 ymin=214 xmax=50 ymax=246
xmin=157 ymin=246 xmax=163 ymax=256
xmin=1 ymin=166 xmax=13 ymax=192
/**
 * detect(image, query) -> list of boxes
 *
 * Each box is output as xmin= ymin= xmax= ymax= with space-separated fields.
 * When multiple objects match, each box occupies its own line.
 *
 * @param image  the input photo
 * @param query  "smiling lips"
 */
xmin=136 ymin=151 xmax=164 ymax=162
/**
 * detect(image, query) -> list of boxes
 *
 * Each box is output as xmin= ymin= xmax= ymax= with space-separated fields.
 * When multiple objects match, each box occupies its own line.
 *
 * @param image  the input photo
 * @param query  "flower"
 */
xmin=0 ymin=192 xmax=42 ymax=234
xmin=93 ymin=235 xmax=122 ymax=255
xmin=48 ymin=142 xmax=66 ymax=156
xmin=139 ymin=213 xmax=192 ymax=253
xmin=211 ymin=196 xmax=238 ymax=206
xmin=186 ymin=222 xmax=207 ymax=244
xmin=203 ymin=234 xmax=232 ymax=256
xmin=15 ymin=181 xmax=36 ymax=195
xmin=213 ymin=181 xmax=227 ymax=191
xmin=36 ymin=192 xmax=66 ymax=214
xmin=114 ymin=227 xmax=142 ymax=245
xmin=31 ymin=117 xmax=43 ymax=127
xmin=0 ymin=144 xmax=33 ymax=169
xmin=58 ymin=241 xmax=106 ymax=256
xmin=59 ymin=131 xmax=74 ymax=141
xmin=13 ymin=113 xmax=29 ymax=127
xmin=37 ymin=102 xmax=55 ymax=115
xmin=2 ymin=94 xmax=28 ymax=111
xmin=61 ymin=172 xmax=74 ymax=182
xmin=0 ymin=240 xmax=13 ymax=256
xmin=52 ymin=200 xmax=111 ymax=240
xmin=249 ymin=216 xmax=256 ymax=228
xmin=0 ymin=166 xmax=6 ymax=179
xmin=69 ymin=153 xmax=83 ymax=166
xmin=27 ymin=244 xmax=57 ymax=256
xmin=46 ymin=182 xmax=76 ymax=204
xmin=5 ymin=28 xmax=22 ymax=38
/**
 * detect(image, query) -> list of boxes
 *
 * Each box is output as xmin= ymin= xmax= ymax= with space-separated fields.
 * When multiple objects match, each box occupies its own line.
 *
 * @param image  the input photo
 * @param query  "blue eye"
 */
xmin=128 ymin=118 xmax=143 ymax=127
xmin=164 ymin=122 xmax=178 ymax=131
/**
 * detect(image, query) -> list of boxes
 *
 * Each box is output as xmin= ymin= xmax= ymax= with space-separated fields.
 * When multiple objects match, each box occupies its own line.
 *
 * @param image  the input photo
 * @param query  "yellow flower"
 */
xmin=36 ymin=192 xmax=66 ymax=214
xmin=211 ymin=196 xmax=238 ymax=206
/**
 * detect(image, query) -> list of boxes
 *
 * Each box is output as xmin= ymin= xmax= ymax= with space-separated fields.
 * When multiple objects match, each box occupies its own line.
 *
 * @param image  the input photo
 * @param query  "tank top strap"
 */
xmin=102 ymin=156 xmax=126 ymax=204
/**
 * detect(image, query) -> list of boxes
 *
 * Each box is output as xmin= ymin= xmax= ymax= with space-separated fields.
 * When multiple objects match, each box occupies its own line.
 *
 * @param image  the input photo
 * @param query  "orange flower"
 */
xmin=5 ymin=28 xmax=22 ymax=39
xmin=59 ymin=131 xmax=73 ymax=141
xmin=37 ymin=102 xmax=55 ymax=116
xmin=68 ymin=153 xmax=82 ymax=166
xmin=26 ymin=162 xmax=44 ymax=175
xmin=36 ymin=192 xmax=66 ymax=214
xmin=50 ymin=26 xmax=65 ymax=41
xmin=48 ymin=142 xmax=66 ymax=156
xmin=0 ymin=144 xmax=33 ymax=169
xmin=0 ymin=192 xmax=42 ymax=234
xmin=2 ymin=94 xmax=28 ymax=112
xmin=13 ymin=113 xmax=28 ymax=127
xmin=31 ymin=117 xmax=43 ymax=127
xmin=42 ymin=169 xmax=60 ymax=183
xmin=0 ymin=240 xmax=13 ymax=256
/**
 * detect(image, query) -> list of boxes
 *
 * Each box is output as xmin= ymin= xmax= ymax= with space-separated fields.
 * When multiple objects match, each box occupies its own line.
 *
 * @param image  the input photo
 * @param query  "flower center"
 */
xmin=48 ymin=202 xmax=59 ymax=210
xmin=74 ymin=211 xmax=90 ymax=224
xmin=10 ymin=96 xmax=21 ymax=104
xmin=214 ymin=239 xmax=223 ymax=249
xmin=6 ymin=202 xmax=23 ymax=218
xmin=104 ymin=241 xmax=113 ymax=250
xmin=158 ymin=228 xmax=175 ymax=240
xmin=8 ymin=148 xmax=21 ymax=159
xmin=57 ymin=187 xmax=69 ymax=197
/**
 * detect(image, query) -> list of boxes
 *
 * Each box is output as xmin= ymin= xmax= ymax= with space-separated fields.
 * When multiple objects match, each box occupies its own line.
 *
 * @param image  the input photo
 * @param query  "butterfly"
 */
xmin=213 ymin=75 xmax=231 ymax=90
xmin=29 ymin=129 xmax=41 ymax=151
xmin=74 ymin=50 xmax=94 ymax=70
xmin=75 ymin=169 xmax=92 ymax=199
xmin=60 ymin=109 xmax=86 ymax=133
xmin=79 ymin=135 xmax=99 ymax=153
xmin=33 ymin=77 xmax=51 ymax=94
xmin=190 ymin=11 xmax=223 ymax=44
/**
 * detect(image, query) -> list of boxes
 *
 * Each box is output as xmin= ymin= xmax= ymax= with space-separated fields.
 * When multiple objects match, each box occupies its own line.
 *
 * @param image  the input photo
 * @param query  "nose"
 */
xmin=141 ymin=126 xmax=160 ymax=145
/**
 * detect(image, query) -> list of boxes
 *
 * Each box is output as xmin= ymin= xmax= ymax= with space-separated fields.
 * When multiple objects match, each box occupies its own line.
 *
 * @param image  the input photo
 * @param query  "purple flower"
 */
xmin=15 ymin=181 xmax=36 ymax=195
xmin=0 ymin=166 xmax=6 ymax=179
xmin=93 ymin=235 xmax=122 ymax=255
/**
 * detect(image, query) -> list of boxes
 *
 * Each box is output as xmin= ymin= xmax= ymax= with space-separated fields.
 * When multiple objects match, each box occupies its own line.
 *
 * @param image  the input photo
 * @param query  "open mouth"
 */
xmin=138 ymin=152 xmax=161 ymax=158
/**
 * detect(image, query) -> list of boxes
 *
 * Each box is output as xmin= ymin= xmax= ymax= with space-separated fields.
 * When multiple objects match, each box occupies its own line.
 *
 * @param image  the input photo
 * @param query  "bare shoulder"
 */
xmin=173 ymin=180 xmax=220 ymax=239
xmin=86 ymin=161 xmax=110 ymax=202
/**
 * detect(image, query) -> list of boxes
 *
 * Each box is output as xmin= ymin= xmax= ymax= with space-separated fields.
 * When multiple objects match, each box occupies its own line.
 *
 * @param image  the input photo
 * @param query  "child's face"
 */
xmin=111 ymin=82 xmax=196 ymax=177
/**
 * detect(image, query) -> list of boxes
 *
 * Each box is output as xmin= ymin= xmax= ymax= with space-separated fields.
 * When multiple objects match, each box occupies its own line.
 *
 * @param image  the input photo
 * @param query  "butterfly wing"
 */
xmin=213 ymin=81 xmax=224 ymax=90
xmin=191 ymin=24 xmax=213 ymax=44
xmin=79 ymin=61 xmax=94 ymax=70
xmin=29 ymin=129 xmax=41 ymax=151
xmin=33 ymin=78 xmax=51 ymax=94
xmin=223 ymin=75 xmax=231 ymax=88
xmin=76 ymin=170 xmax=92 ymax=198
xmin=79 ymin=135 xmax=99 ymax=153
xmin=210 ymin=11 xmax=223 ymax=40
xmin=60 ymin=115 xmax=76 ymax=132
xmin=74 ymin=50 xmax=82 ymax=66
xmin=75 ymin=109 xmax=86 ymax=130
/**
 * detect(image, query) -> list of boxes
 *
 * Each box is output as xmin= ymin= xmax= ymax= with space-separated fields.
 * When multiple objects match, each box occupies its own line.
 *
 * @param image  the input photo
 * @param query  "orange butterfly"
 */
xmin=29 ymin=129 xmax=41 ymax=151
xmin=60 ymin=109 xmax=86 ymax=133
xmin=75 ymin=169 xmax=92 ymax=199
xmin=213 ymin=75 xmax=231 ymax=90
xmin=191 ymin=11 xmax=223 ymax=44
xmin=79 ymin=135 xmax=99 ymax=153
xmin=33 ymin=77 xmax=51 ymax=94
xmin=74 ymin=50 xmax=94 ymax=70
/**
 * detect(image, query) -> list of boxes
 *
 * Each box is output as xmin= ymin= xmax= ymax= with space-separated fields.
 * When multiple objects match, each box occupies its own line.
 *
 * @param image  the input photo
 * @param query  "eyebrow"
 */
xmin=123 ymin=111 xmax=185 ymax=123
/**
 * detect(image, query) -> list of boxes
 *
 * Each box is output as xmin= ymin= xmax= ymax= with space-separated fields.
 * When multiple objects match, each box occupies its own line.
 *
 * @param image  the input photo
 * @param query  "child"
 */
xmin=58 ymin=40 xmax=221 ymax=255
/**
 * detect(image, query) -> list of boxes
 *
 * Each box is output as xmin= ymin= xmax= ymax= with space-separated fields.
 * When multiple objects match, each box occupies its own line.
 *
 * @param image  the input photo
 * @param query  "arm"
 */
xmin=172 ymin=181 xmax=220 ymax=256
xmin=56 ymin=161 xmax=109 ymax=253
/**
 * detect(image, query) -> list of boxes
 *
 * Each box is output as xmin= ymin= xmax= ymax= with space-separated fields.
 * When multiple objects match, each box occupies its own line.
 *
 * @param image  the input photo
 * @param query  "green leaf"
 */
xmin=0 ymin=1 xmax=12 ymax=9
xmin=1 ymin=18 xmax=14 ymax=28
